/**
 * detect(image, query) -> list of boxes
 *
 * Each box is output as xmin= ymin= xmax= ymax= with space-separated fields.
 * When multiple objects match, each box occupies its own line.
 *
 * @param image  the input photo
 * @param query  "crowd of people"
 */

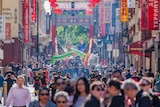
xmin=0 ymin=55 xmax=160 ymax=107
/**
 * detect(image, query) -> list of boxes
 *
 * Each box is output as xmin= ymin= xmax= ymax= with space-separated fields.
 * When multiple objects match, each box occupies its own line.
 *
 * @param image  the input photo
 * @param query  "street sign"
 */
xmin=0 ymin=15 xmax=6 ymax=40
xmin=113 ymin=49 xmax=119 ymax=57
xmin=128 ymin=0 xmax=135 ymax=8
xmin=107 ymin=44 xmax=112 ymax=51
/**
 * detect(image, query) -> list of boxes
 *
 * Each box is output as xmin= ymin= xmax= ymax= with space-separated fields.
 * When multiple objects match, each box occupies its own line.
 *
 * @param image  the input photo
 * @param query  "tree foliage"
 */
xmin=57 ymin=26 xmax=89 ymax=49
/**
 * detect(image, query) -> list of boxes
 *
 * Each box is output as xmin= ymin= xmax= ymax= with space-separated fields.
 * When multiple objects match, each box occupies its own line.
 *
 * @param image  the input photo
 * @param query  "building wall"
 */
xmin=2 ymin=38 xmax=23 ymax=66
xmin=2 ymin=0 xmax=23 ymax=66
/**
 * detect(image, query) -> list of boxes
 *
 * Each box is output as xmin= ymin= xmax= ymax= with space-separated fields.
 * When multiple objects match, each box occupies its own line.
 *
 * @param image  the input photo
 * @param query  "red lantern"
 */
xmin=51 ymin=2 xmax=59 ymax=8
xmin=90 ymin=0 xmax=100 ymax=4
xmin=32 ymin=14 xmax=36 ymax=22
xmin=54 ymin=9 xmax=63 ymax=15
xmin=49 ymin=0 xmax=56 ymax=3
xmin=88 ymin=3 xmax=95 ymax=8
xmin=86 ymin=10 xmax=93 ymax=15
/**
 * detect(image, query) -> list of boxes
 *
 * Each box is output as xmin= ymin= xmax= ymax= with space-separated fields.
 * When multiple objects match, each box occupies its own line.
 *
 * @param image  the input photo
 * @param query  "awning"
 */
xmin=128 ymin=41 xmax=144 ymax=56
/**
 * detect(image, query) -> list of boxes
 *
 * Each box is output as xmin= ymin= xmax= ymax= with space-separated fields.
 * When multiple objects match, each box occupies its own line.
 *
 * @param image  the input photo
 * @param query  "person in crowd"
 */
xmin=64 ymin=84 xmax=74 ymax=107
xmin=33 ymin=72 xmax=41 ymax=96
xmin=130 ymin=64 xmax=135 ymax=75
xmin=122 ymin=79 xmax=152 ymax=107
xmin=0 ymin=70 xmax=4 ymax=104
xmin=83 ymin=81 xmax=104 ymax=107
xmin=125 ymin=69 xmax=132 ymax=79
xmin=54 ymin=91 xmax=69 ymax=107
xmin=107 ymin=78 xmax=124 ymax=107
xmin=111 ymin=70 xmax=122 ymax=81
xmin=49 ymin=72 xmax=57 ymax=102
xmin=6 ymin=75 xmax=31 ymax=107
xmin=147 ymin=69 xmax=154 ymax=78
xmin=131 ymin=70 xmax=140 ymax=82
xmin=5 ymin=66 xmax=15 ymax=76
xmin=4 ymin=71 xmax=16 ymax=94
xmin=73 ymin=77 xmax=90 ymax=107
xmin=58 ymin=71 xmax=63 ymax=78
xmin=29 ymin=87 xmax=57 ymax=107
xmin=139 ymin=77 xmax=160 ymax=107
xmin=55 ymin=77 xmax=66 ymax=92
xmin=39 ymin=69 xmax=47 ymax=88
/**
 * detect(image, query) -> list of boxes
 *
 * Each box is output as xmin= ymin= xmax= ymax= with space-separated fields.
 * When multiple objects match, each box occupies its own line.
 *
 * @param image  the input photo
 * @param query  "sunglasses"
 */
xmin=57 ymin=101 xmax=66 ymax=104
xmin=56 ymin=82 xmax=65 ymax=86
xmin=95 ymin=87 xmax=104 ymax=91
xmin=40 ymin=93 xmax=49 ymax=96
xmin=140 ymin=84 xmax=149 ymax=87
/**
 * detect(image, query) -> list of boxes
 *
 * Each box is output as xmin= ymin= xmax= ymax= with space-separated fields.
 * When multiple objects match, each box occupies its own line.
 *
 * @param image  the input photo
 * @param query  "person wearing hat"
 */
xmin=6 ymin=75 xmax=31 ymax=107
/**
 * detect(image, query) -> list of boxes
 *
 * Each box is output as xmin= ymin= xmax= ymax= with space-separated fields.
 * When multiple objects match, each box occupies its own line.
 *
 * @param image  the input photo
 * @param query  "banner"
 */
xmin=6 ymin=23 xmax=11 ymax=40
xmin=148 ymin=0 xmax=159 ymax=30
xmin=2 ymin=0 xmax=19 ymax=39
xmin=128 ymin=0 xmax=135 ymax=8
xmin=24 ymin=0 xmax=30 ymax=43
xmin=104 ymin=0 xmax=111 ymax=23
xmin=116 ymin=8 xmax=121 ymax=33
xmin=0 ymin=15 xmax=5 ymax=40
xmin=141 ymin=0 xmax=148 ymax=30
xmin=120 ymin=0 xmax=129 ymax=22
xmin=51 ymin=48 xmax=86 ymax=64
xmin=99 ymin=1 xmax=106 ymax=36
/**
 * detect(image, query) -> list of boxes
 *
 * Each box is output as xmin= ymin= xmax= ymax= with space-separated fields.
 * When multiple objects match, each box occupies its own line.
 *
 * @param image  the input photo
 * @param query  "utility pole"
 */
xmin=36 ymin=1 xmax=39 ymax=61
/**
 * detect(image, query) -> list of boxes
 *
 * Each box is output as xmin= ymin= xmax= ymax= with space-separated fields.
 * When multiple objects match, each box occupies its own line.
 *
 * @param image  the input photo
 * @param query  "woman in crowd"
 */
xmin=73 ymin=77 xmax=90 ymax=107
xmin=83 ymin=81 xmax=104 ymax=107
xmin=54 ymin=91 xmax=69 ymax=107
xmin=29 ymin=87 xmax=56 ymax=107
xmin=55 ymin=77 xmax=66 ymax=92
xmin=139 ymin=77 xmax=160 ymax=107
xmin=107 ymin=78 xmax=124 ymax=107
xmin=33 ymin=72 xmax=41 ymax=96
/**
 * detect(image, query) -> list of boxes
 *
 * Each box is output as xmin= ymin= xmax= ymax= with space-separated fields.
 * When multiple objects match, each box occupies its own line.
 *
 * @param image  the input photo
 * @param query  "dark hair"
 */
xmin=73 ymin=77 xmax=90 ymax=105
xmin=55 ymin=77 xmax=64 ymax=84
xmin=64 ymin=85 xmax=74 ymax=96
xmin=39 ymin=87 xmax=50 ymax=101
xmin=90 ymin=81 xmax=104 ymax=90
xmin=108 ymin=78 xmax=121 ymax=90
xmin=112 ymin=69 xmax=122 ymax=76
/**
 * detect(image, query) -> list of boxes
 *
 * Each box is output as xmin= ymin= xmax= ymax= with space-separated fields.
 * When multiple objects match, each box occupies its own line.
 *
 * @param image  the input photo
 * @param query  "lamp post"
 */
xmin=36 ymin=1 xmax=39 ymax=61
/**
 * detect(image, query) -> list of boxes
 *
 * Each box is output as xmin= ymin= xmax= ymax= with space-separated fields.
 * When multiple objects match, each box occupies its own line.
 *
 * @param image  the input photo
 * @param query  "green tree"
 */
xmin=57 ymin=26 xmax=89 ymax=49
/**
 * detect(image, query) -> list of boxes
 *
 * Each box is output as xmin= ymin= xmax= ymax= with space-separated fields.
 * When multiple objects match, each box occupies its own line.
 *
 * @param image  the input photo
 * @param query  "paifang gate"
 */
xmin=51 ymin=1 xmax=95 ymax=54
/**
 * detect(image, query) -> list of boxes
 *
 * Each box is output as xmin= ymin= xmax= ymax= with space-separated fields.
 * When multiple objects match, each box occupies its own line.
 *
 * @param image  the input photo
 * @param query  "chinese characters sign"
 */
xmin=24 ymin=0 xmax=30 ymax=43
xmin=148 ymin=0 xmax=159 ymax=30
xmin=141 ymin=0 xmax=148 ymax=30
xmin=120 ymin=0 xmax=129 ymax=22
xmin=104 ymin=0 xmax=111 ymax=23
xmin=0 ymin=15 xmax=6 ymax=40
xmin=2 ymin=0 xmax=19 ymax=39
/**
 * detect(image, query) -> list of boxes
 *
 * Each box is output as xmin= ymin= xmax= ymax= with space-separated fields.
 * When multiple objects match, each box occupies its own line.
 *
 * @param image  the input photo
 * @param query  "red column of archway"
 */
xmin=89 ymin=25 xmax=94 ymax=49
xmin=52 ymin=25 xmax=56 ymax=53
xmin=89 ymin=25 xmax=94 ymax=39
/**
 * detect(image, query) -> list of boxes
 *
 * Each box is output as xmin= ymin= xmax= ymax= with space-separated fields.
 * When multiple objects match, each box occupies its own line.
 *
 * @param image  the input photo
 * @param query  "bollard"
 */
xmin=3 ymin=81 xmax=7 ymax=106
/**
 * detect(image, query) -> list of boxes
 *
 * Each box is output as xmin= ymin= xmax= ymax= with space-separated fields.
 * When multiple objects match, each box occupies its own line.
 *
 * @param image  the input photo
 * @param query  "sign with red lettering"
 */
xmin=148 ymin=0 xmax=159 ymax=30
xmin=6 ymin=23 xmax=11 ymax=40
xmin=120 ymin=0 xmax=128 ymax=22
xmin=24 ymin=0 xmax=30 ymax=43
xmin=141 ymin=0 xmax=148 ymax=30
xmin=32 ymin=0 xmax=36 ymax=22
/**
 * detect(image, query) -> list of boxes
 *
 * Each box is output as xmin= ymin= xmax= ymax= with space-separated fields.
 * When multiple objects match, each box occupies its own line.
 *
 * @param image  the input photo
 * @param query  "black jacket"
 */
xmin=108 ymin=95 xmax=124 ymax=107
xmin=135 ymin=90 xmax=152 ymax=107
xmin=84 ymin=95 xmax=100 ymax=107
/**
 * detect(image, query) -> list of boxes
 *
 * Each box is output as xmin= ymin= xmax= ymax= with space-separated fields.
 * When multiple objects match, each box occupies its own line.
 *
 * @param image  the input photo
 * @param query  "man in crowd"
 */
xmin=6 ymin=75 xmax=31 ymax=107
xmin=122 ymin=79 xmax=152 ymax=107
xmin=0 ymin=70 xmax=4 ymax=104
xmin=4 ymin=71 xmax=16 ymax=94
